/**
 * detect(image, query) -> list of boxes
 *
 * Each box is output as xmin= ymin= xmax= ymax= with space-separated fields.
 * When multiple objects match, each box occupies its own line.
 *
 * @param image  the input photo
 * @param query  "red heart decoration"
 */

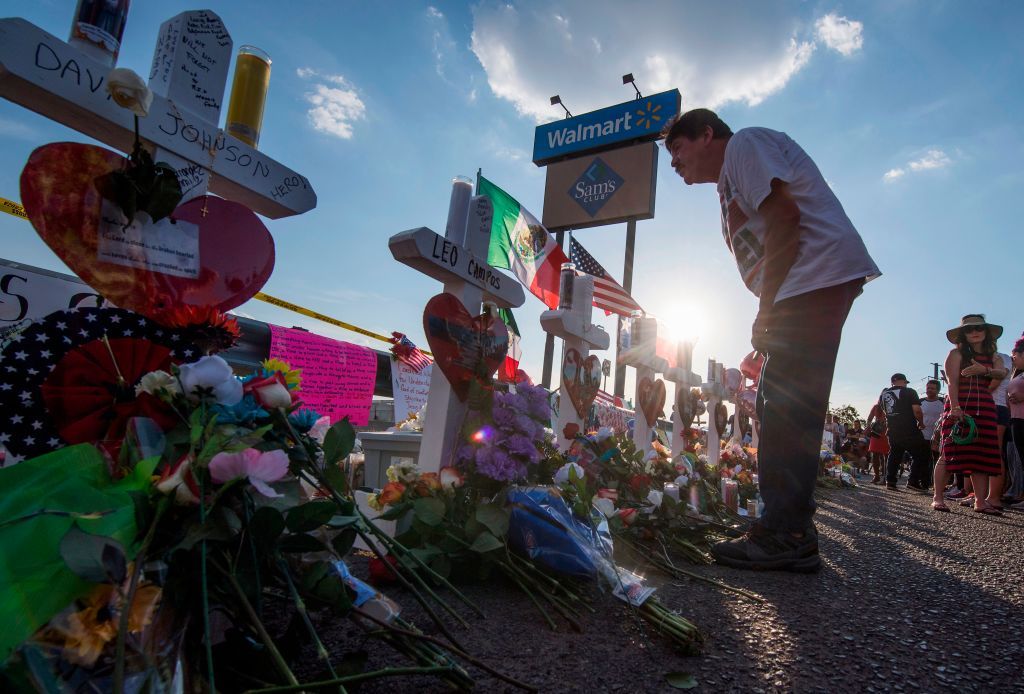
xmin=562 ymin=348 xmax=603 ymax=418
xmin=19 ymin=142 xmax=275 ymax=320
xmin=638 ymin=377 xmax=666 ymax=427
xmin=675 ymin=386 xmax=697 ymax=430
xmin=423 ymin=293 xmax=508 ymax=401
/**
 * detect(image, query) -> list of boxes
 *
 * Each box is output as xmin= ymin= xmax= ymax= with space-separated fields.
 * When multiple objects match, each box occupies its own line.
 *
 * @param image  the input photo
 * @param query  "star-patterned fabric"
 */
xmin=0 ymin=307 xmax=198 ymax=466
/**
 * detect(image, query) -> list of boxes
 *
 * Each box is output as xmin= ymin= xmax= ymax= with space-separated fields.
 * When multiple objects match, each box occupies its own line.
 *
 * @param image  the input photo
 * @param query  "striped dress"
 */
xmin=940 ymin=353 xmax=1002 ymax=474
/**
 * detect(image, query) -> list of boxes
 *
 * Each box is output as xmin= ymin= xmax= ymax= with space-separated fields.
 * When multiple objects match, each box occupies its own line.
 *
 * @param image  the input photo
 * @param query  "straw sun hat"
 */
xmin=945 ymin=314 xmax=1003 ymax=344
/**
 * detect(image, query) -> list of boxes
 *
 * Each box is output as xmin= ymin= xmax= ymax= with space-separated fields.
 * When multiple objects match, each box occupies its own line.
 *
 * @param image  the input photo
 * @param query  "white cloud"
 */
xmin=883 ymin=149 xmax=951 ymax=182
xmin=470 ymin=2 xmax=852 ymax=123
xmin=815 ymin=14 xmax=864 ymax=56
xmin=297 ymin=68 xmax=366 ymax=139
xmin=0 ymin=116 xmax=39 ymax=141
xmin=908 ymin=149 xmax=951 ymax=171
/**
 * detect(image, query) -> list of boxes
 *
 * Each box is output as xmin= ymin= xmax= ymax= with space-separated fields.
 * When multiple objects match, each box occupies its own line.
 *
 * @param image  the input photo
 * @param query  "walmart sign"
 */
xmin=532 ymin=89 xmax=680 ymax=166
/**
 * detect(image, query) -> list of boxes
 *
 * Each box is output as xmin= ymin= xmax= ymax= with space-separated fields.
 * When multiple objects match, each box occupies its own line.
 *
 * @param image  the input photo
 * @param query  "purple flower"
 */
xmin=492 ymin=404 xmax=518 ymax=428
xmin=504 ymin=433 xmax=541 ymax=464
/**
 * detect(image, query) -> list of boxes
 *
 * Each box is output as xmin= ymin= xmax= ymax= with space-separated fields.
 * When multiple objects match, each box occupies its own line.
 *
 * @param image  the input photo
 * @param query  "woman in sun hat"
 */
xmin=931 ymin=314 xmax=1007 ymax=513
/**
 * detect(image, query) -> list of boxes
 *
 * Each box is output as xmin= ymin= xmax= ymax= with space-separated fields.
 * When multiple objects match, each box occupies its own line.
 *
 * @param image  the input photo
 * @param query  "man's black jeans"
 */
xmin=886 ymin=433 xmax=932 ymax=488
xmin=756 ymin=279 xmax=863 ymax=533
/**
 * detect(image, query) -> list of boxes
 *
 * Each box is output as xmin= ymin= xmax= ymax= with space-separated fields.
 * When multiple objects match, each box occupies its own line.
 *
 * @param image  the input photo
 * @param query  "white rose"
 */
xmin=553 ymin=462 xmax=584 ymax=485
xmin=596 ymin=427 xmax=614 ymax=442
xmin=178 ymin=355 xmax=243 ymax=405
xmin=106 ymin=68 xmax=153 ymax=117
xmin=646 ymin=489 xmax=663 ymax=509
xmin=135 ymin=370 xmax=181 ymax=397
xmin=252 ymin=381 xmax=292 ymax=409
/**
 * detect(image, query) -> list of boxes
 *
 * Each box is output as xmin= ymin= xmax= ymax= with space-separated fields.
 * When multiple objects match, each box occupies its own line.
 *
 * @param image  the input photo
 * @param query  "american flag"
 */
xmin=595 ymin=390 xmax=621 ymax=407
xmin=569 ymin=238 xmax=643 ymax=317
xmin=389 ymin=332 xmax=433 ymax=372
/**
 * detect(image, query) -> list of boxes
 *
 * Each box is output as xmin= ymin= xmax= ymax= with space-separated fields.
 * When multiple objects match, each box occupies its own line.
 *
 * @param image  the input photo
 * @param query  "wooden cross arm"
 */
xmin=0 ymin=18 xmax=316 ymax=219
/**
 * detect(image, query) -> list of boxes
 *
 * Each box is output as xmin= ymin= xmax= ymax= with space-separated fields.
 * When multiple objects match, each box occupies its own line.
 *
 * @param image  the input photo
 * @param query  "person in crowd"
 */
xmin=920 ymin=378 xmax=945 ymax=470
xmin=931 ymin=315 xmax=1007 ymax=513
xmin=1005 ymin=338 xmax=1024 ymax=508
xmin=986 ymin=348 xmax=1012 ymax=508
xmin=878 ymin=373 xmax=932 ymax=491
xmin=847 ymin=420 xmax=868 ymax=471
xmin=866 ymin=402 xmax=889 ymax=484
xmin=662 ymin=108 xmax=879 ymax=572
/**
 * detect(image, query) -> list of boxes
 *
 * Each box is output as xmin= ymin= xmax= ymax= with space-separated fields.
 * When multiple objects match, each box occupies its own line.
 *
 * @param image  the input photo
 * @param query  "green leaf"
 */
xmin=429 ymin=552 xmax=451 ymax=579
xmin=285 ymin=500 xmax=337 ymax=533
xmin=301 ymin=560 xmax=352 ymax=615
xmin=377 ymin=501 xmax=412 ymax=521
xmin=59 ymin=526 xmax=127 ymax=584
xmin=475 ymin=503 xmax=509 ymax=538
xmin=323 ymin=462 xmax=348 ymax=495
xmin=665 ymin=672 xmax=698 ymax=689
xmin=278 ymin=533 xmax=328 ymax=554
xmin=463 ymin=515 xmax=483 ymax=540
xmin=468 ymin=531 xmax=503 ymax=554
xmin=322 ymin=419 xmax=356 ymax=466
xmin=144 ymin=164 xmax=183 ymax=223
xmin=412 ymin=497 xmax=446 ymax=527
xmin=248 ymin=506 xmax=285 ymax=552
xmin=330 ymin=528 xmax=358 ymax=558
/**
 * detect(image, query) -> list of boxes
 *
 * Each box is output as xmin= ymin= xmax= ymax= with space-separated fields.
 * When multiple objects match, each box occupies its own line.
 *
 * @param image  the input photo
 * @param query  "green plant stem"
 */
xmin=277 ymin=559 xmax=337 ymax=680
xmin=0 ymin=507 xmax=115 ymax=530
xmin=242 ymin=666 xmax=460 ymax=693
xmin=353 ymin=607 xmax=537 ymax=692
xmin=198 ymin=476 xmax=216 ymax=693
xmin=498 ymin=561 xmax=558 ymax=631
xmin=221 ymin=565 xmax=300 ymax=687
xmin=113 ymin=496 xmax=169 ymax=694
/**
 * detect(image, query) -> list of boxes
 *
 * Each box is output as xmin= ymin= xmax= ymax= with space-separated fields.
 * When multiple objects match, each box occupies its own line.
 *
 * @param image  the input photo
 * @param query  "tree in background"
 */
xmin=829 ymin=404 xmax=862 ymax=426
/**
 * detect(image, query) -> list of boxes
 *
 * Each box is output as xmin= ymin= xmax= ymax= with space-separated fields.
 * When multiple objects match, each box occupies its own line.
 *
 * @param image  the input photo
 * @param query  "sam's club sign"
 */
xmin=533 ymin=89 xmax=680 ymax=166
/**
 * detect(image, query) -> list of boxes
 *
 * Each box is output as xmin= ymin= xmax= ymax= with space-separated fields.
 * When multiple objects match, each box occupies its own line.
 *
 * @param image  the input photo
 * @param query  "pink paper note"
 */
xmin=268 ymin=326 xmax=378 ymax=425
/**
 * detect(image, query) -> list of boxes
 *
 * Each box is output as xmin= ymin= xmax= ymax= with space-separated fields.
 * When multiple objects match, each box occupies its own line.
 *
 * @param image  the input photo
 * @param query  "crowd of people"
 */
xmin=828 ymin=314 xmax=1024 ymax=514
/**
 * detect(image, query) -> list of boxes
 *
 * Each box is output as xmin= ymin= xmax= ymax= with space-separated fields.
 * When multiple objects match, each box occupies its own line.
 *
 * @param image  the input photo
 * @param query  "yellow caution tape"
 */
xmin=1 ymin=196 xmax=28 ymax=220
xmin=2 ymin=192 xmax=423 ymax=354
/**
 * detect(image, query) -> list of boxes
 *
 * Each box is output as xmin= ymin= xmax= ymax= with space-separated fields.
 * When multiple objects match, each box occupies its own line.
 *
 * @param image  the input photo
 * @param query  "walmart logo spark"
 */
xmin=634 ymin=100 xmax=664 ymax=130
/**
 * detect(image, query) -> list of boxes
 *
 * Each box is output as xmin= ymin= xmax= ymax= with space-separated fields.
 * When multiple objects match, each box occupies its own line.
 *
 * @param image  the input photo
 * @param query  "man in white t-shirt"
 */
xmin=664 ymin=109 xmax=880 ymax=573
xmin=920 ymin=379 xmax=945 ymax=463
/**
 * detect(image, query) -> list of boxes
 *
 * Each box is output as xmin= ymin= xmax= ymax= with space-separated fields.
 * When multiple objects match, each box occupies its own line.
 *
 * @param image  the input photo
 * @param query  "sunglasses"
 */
xmin=963 ymin=326 xmax=987 ymax=333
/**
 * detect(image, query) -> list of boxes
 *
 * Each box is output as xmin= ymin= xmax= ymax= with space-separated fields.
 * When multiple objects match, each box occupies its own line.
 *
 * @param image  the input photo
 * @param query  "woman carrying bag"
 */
xmin=932 ymin=315 xmax=1007 ymax=513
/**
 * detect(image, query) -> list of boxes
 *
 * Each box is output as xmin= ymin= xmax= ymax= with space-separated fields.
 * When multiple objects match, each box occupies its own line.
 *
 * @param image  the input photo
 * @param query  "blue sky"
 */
xmin=2 ymin=1 xmax=1022 ymax=420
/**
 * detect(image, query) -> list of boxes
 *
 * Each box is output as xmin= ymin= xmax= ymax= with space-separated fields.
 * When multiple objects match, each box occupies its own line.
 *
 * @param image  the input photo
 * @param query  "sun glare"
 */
xmin=658 ymin=303 xmax=709 ymax=346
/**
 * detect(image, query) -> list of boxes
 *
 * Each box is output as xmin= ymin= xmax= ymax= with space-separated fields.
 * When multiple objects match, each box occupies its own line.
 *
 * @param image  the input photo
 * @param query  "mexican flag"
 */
xmin=480 ymin=176 xmax=568 ymax=309
xmin=497 ymin=307 xmax=521 ymax=382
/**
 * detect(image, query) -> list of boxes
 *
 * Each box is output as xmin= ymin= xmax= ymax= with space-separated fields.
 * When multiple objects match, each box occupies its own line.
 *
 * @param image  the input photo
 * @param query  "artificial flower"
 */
xmin=288 ymin=408 xmax=323 ymax=432
xmin=212 ymin=394 xmax=268 ymax=426
xmin=307 ymin=415 xmax=331 ymax=444
xmin=155 ymin=455 xmax=200 ymax=505
xmin=262 ymin=358 xmax=302 ymax=389
xmin=209 ymin=448 xmax=289 ymax=498
xmin=439 ymin=466 xmax=464 ymax=489
xmin=243 ymin=371 xmax=294 ymax=409
xmin=178 ymin=355 xmax=243 ymax=405
xmin=377 ymin=481 xmax=406 ymax=507
xmin=593 ymin=497 xmax=616 ymax=519
xmin=135 ymin=369 xmax=181 ymax=397
xmin=106 ymin=68 xmax=152 ymax=117
xmin=553 ymin=462 xmax=585 ymax=485
xmin=158 ymin=305 xmax=241 ymax=353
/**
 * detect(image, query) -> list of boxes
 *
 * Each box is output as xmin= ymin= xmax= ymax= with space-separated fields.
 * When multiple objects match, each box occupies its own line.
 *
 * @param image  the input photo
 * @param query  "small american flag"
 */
xmin=390 ymin=332 xmax=433 ymax=372
xmin=569 ymin=238 xmax=643 ymax=317
xmin=595 ymin=390 xmax=620 ymax=407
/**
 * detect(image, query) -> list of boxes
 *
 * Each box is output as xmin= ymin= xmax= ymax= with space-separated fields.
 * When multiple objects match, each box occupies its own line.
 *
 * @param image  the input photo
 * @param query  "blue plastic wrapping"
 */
xmin=506 ymin=486 xmax=614 ymax=580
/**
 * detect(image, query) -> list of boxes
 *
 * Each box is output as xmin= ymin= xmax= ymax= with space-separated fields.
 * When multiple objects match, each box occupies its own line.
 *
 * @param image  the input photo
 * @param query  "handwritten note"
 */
xmin=391 ymin=361 xmax=433 ymax=422
xmin=147 ymin=11 xmax=231 ymax=120
xmin=96 ymin=200 xmax=199 ymax=278
xmin=269 ymin=326 xmax=377 ymax=425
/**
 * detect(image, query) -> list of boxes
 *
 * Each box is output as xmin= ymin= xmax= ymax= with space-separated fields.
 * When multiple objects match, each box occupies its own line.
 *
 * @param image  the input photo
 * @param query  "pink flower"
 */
xmin=209 ymin=448 xmax=290 ymax=497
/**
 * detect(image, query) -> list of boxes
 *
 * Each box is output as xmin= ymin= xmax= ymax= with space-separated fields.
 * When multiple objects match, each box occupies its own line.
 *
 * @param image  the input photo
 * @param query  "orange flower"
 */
xmin=414 ymin=472 xmax=442 ymax=496
xmin=377 ymin=481 xmax=407 ymax=507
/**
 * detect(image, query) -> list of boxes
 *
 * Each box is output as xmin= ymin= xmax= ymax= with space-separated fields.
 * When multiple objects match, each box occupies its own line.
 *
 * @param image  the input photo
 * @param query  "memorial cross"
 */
xmin=540 ymin=268 xmax=610 ymax=451
xmin=663 ymin=340 xmax=701 ymax=457
xmin=389 ymin=178 xmax=525 ymax=472
xmin=0 ymin=10 xmax=315 ymax=219
xmin=618 ymin=315 xmax=668 ymax=456
xmin=702 ymin=359 xmax=727 ymax=467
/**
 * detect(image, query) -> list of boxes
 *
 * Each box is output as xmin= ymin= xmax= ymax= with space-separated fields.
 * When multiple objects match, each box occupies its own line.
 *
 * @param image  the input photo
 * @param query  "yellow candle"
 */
xmin=226 ymin=46 xmax=272 ymax=148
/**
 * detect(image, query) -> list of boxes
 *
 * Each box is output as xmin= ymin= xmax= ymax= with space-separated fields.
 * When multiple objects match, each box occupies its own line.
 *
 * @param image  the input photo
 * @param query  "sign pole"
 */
xmin=613 ymin=219 xmax=636 ymax=398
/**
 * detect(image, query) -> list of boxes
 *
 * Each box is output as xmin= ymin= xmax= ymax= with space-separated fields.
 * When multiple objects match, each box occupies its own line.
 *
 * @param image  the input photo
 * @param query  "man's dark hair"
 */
xmin=927 ymin=379 xmax=941 ymax=389
xmin=662 ymin=108 xmax=733 ymax=146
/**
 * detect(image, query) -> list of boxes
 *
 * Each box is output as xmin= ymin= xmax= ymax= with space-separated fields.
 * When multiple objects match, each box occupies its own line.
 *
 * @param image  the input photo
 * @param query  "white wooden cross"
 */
xmin=389 ymin=179 xmax=525 ymax=473
xmin=702 ymin=359 xmax=727 ymax=467
xmin=0 ymin=10 xmax=315 ymax=219
xmin=540 ymin=272 xmax=609 ymax=451
xmin=618 ymin=315 xmax=668 ymax=457
xmin=663 ymin=340 xmax=702 ymax=457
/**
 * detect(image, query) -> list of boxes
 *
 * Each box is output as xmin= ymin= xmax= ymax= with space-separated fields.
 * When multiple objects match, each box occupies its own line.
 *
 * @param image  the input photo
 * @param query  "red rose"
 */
xmin=368 ymin=554 xmax=400 ymax=585
xmin=628 ymin=474 xmax=652 ymax=495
